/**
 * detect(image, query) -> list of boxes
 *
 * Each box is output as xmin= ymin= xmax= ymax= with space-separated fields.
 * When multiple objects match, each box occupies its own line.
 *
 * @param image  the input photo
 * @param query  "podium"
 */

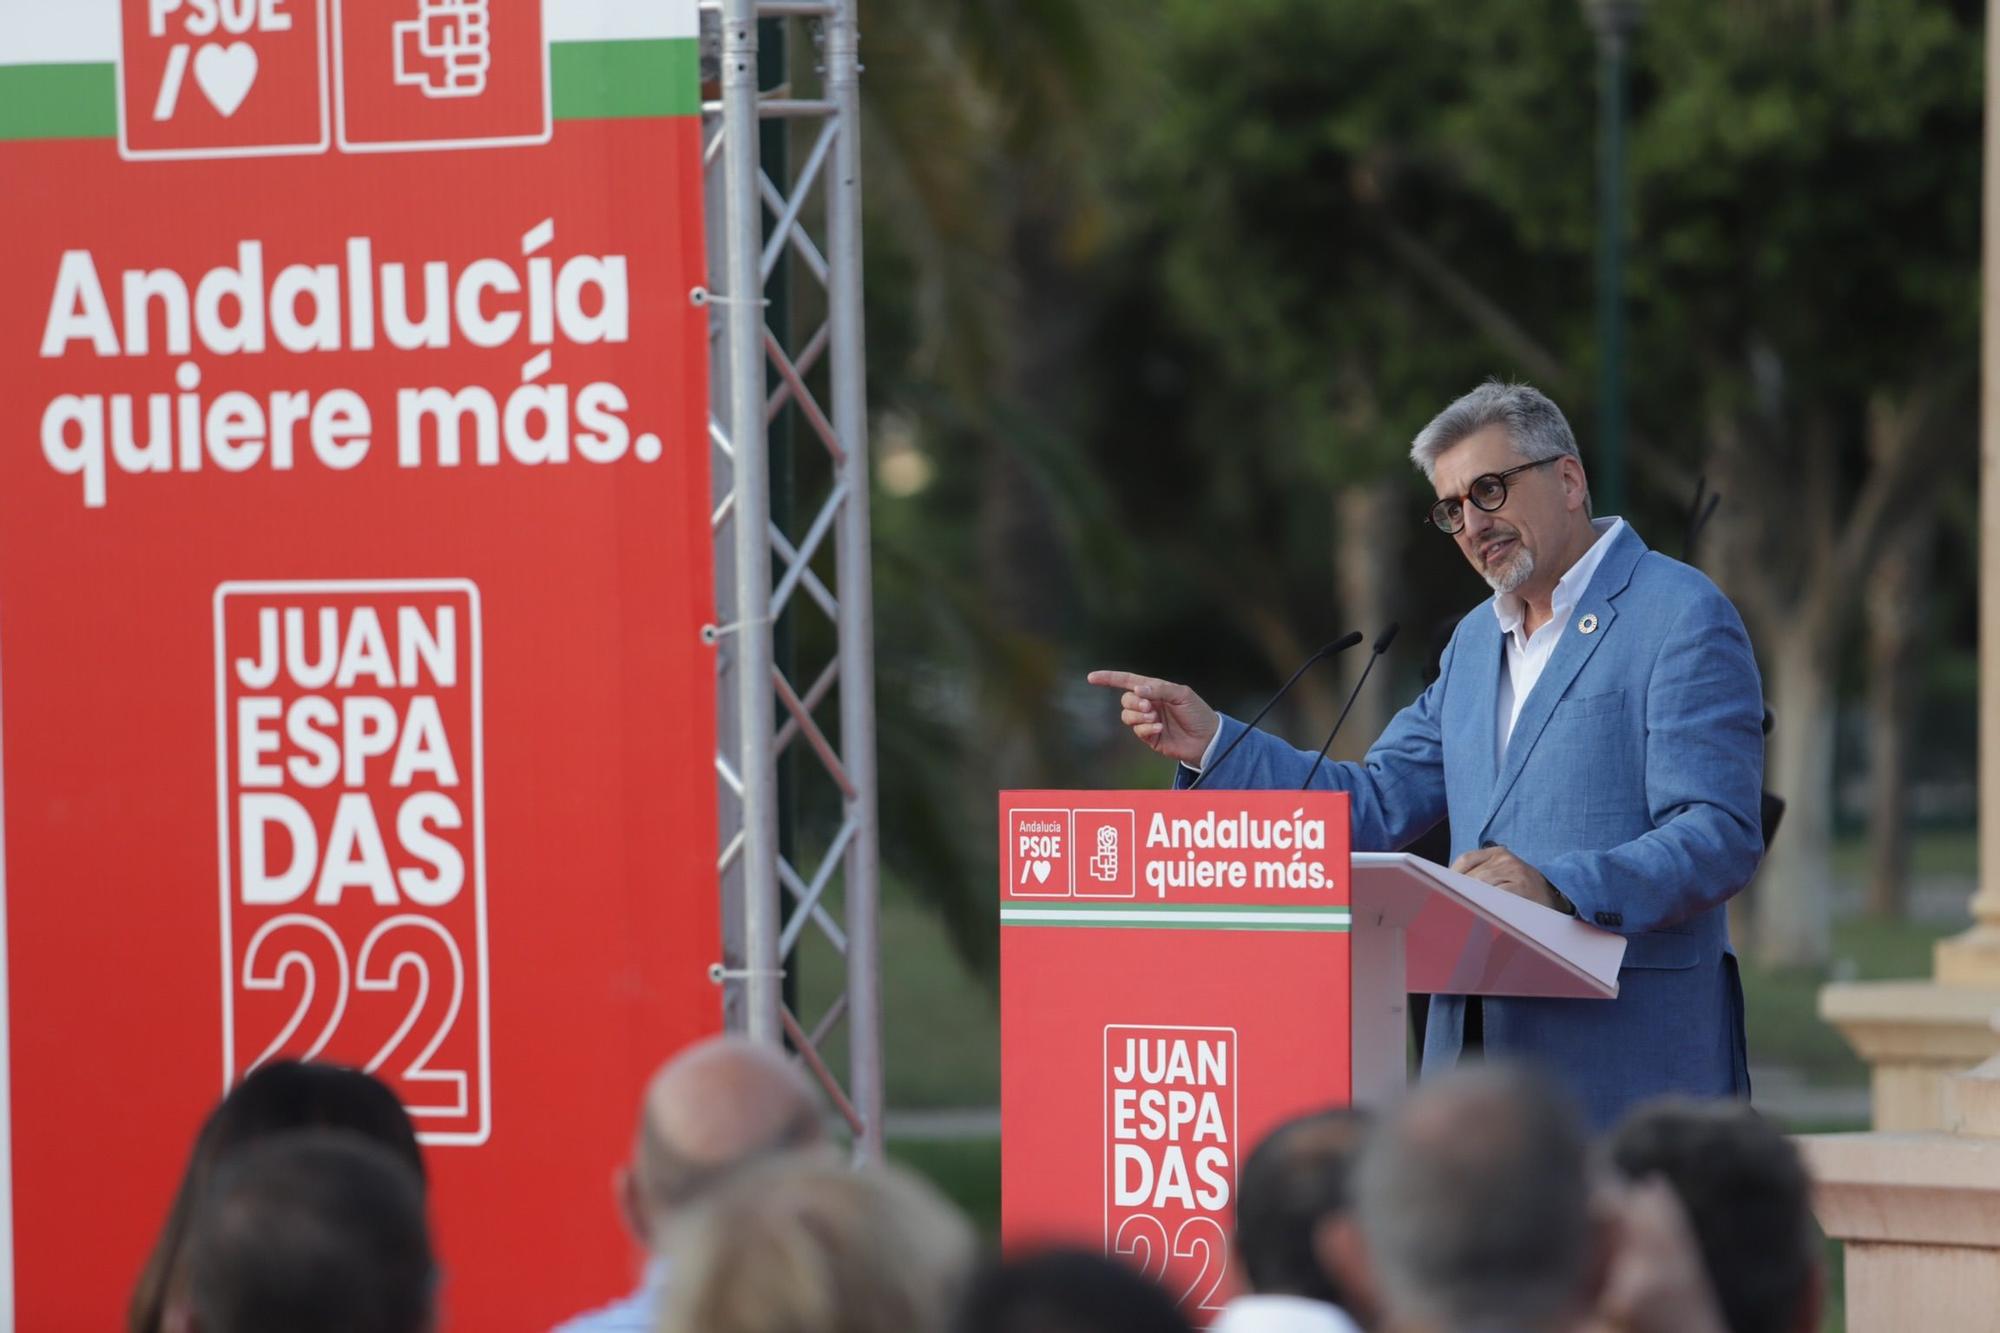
xmin=998 ymin=790 xmax=1625 ymax=1322
xmin=1346 ymin=850 xmax=1625 ymax=1104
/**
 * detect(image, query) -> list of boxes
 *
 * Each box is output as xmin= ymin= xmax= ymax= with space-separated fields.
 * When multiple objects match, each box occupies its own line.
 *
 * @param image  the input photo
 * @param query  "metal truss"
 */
xmin=703 ymin=0 xmax=883 ymax=1160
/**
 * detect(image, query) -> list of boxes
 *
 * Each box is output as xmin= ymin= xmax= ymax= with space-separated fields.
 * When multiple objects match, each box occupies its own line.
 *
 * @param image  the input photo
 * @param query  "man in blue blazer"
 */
xmin=1089 ymin=382 xmax=1765 ymax=1128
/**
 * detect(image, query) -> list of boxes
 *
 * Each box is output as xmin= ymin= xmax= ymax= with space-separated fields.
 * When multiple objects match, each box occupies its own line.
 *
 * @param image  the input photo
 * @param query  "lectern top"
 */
xmin=1352 ymin=853 xmax=1626 ymax=999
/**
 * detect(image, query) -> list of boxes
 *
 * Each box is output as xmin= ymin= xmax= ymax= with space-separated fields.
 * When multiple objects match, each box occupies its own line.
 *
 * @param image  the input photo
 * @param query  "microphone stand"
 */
xmin=1186 ymin=631 xmax=1362 ymax=790
xmin=1300 ymin=623 xmax=1400 ymax=790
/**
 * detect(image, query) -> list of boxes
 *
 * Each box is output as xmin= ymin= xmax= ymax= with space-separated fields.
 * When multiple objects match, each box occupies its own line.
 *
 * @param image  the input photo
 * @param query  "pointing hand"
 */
xmin=1085 ymin=670 xmax=1220 ymax=768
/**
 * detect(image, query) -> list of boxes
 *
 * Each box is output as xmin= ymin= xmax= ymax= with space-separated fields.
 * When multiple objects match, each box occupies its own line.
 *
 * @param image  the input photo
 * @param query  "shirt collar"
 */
xmin=1491 ymin=516 xmax=1625 ymax=641
xmin=1215 ymin=1294 xmax=1362 ymax=1333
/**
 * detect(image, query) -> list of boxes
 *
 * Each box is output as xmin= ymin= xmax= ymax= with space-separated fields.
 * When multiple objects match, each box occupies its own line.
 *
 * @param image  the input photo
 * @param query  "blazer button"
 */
xmin=1593 ymin=911 xmax=1623 ymax=928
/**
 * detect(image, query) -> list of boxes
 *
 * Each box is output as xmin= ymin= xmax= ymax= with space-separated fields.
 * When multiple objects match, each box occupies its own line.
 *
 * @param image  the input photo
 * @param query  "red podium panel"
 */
xmin=999 ymin=790 xmax=1353 ymax=1323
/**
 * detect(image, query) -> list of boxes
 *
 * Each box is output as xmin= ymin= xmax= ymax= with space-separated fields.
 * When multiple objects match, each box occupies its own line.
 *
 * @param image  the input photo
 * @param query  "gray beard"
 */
xmin=1482 ymin=546 xmax=1535 ymax=595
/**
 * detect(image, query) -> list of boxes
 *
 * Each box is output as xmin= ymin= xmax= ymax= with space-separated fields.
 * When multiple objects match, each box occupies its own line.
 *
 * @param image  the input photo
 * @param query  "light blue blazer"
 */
xmin=1186 ymin=524 xmax=1763 ymax=1128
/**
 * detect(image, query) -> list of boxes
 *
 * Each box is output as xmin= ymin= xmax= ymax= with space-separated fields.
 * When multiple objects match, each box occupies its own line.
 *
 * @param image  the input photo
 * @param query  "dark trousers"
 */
xmin=1408 ymin=995 xmax=1483 ymax=1067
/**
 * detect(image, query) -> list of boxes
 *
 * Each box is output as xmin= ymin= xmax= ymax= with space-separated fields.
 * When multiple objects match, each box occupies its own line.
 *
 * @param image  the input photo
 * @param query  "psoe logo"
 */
xmin=1074 ymin=808 xmax=1136 ymax=899
xmin=394 ymin=0 xmax=491 ymax=99
xmin=334 ymin=0 xmax=549 ymax=152
xmin=1007 ymin=808 xmax=1072 ymax=897
xmin=116 ymin=0 xmax=550 ymax=159
xmin=117 ymin=0 xmax=334 ymax=161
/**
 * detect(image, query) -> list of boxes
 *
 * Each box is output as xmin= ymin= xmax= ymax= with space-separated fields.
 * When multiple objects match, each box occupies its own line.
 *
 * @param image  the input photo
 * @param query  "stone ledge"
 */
xmin=1818 ymin=981 xmax=2000 ymax=1065
xmin=1799 ymin=1132 xmax=2000 ymax=1247
xmin=1936 ymin=921 xmax=2000 ymax=988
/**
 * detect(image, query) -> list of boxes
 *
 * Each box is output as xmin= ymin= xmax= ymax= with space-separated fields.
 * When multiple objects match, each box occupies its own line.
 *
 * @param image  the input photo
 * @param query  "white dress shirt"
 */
xmin=1210 ymin=1294 xmax=1364 ymax=1333
xmin=1491 ymin=516 xmax=1623 ymax=767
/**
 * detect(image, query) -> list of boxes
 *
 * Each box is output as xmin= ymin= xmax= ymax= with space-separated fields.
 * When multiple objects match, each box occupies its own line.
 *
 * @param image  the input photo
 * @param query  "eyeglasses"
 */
xmin=1426 ymin=457 xmax=1559 ymax=534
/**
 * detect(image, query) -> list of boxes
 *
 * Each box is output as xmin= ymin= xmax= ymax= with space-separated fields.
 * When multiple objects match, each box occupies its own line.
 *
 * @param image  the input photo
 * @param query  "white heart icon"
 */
xmin=194 ymin=42 xmax=259 ymax=118
xmin=1030 ymin=860 xmax=1052 ymax=885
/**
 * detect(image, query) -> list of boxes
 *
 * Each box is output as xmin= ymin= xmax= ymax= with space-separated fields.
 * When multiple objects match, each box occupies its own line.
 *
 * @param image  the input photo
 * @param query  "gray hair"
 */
xmin=1354 ymin=1065 xmax=1595 ymax=1332
xmin=1409 ymin=381 xmax=1583 ymax=484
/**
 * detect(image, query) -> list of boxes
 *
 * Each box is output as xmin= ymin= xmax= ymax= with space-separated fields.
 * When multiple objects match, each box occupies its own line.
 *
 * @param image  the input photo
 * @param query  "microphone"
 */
xmin=1187 ymin=631 xmax=1362 ymax=790
xmin=1300 ymin=623 xmax=1400 ymax=791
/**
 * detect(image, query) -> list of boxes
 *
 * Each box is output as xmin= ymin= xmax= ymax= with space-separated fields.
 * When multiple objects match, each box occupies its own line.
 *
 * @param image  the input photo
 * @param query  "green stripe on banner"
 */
xmin=551 ymin=39 xmax=701 ymax=119
xmin=0 ymin=63 xmax=117 ymax=142
xmin=1000 ymin=904 xmax=1353 ymax=932
xmin=0 ymin=40 xmax=699 ymax=143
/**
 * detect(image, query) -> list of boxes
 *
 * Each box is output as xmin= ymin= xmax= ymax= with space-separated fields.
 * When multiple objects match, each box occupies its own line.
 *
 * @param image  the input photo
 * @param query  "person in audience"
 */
xmin=174 ymin=1129 xmax=435 ymax=1333
xmin=1216 ymin=1108 xmax=1374 ymax=1332
xmin=552 ymin=1035 xmax=827 ymax=1332
xmin=1352 ymin=1065 xmax=1731 ymax=1333
xmin=129 ymin=1061 xmax=424 ymax=1333
xmin=1588 ymin=1174 xmax=1731 ymax=1333
xmin=1353 ymin=1066 xmax=1598 ymax=1333
xmin=955 ymin=1247 xmax=1196 ymax=1333
xmin=1604 ymin=1100 xmax=1823 ymax=1333
xmin=654 ymin=1153 xmax=976 ymax=1333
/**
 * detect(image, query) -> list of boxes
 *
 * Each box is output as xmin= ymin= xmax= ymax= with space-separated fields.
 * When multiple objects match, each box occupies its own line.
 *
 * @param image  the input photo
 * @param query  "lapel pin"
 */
xmin=1578 ymin=613 xmax=1599 ymax=635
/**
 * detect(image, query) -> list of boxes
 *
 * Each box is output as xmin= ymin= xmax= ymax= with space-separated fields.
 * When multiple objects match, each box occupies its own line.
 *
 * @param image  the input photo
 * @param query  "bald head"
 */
xmin=1354 ymin=1065 xmax=1594 ymax=1332
xmin=632 ymin=1036 xmax=825 ymax=1223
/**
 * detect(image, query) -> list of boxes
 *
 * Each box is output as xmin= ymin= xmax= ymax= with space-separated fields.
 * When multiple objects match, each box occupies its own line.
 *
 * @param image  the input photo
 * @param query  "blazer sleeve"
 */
xmin=1172 ymin=634 xmax=1455 ymax=853
xmin=1534 ymin=586 xmax=1766 ymax=933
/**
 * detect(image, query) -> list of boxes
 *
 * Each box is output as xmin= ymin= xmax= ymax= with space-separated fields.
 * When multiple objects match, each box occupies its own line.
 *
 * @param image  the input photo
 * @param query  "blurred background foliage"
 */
xmin=782 ymin=0 xmax=1987 ymax=1108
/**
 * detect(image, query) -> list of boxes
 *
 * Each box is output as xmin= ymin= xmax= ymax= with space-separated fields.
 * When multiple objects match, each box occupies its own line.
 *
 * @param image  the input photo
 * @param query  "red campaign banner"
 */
xmin=999 ymin=791 xmax=1354 ymax=1325
xmin=1 ymin=7 xmax=715 ymax=1329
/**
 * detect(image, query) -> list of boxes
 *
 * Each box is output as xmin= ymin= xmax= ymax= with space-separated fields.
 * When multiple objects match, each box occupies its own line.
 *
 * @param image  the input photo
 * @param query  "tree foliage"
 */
xmin=854 ymin=0 xmax=1984 ymax=977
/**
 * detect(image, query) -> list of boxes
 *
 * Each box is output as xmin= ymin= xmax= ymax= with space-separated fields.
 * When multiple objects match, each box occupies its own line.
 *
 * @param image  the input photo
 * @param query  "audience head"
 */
xmin=1235 ymin=1107 xmax=1372 ymax=1317
xmin=1606 ymin=1099 xmax=1822 ymax=1333
xmin=131 ymin=1061 xmax=424 ymax=1333
xmin=617 ymin=1034 xmax=826 ymax=1244
xmin=656 ymin=1153 xmax=976 ymax=1333
xmin=181 ymin=1129 xmax=435 ymax=1333
xmin=1354 ymin=1064 xmax=1597 ymax=1333
xmin=955 ymin=1248 xmax=1196 ymax=1333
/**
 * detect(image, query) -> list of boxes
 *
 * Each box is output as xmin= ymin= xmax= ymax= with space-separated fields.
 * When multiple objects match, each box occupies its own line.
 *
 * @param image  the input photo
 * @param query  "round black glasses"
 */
xmin=1426 ymin=457 xmax=1559 ymax=534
